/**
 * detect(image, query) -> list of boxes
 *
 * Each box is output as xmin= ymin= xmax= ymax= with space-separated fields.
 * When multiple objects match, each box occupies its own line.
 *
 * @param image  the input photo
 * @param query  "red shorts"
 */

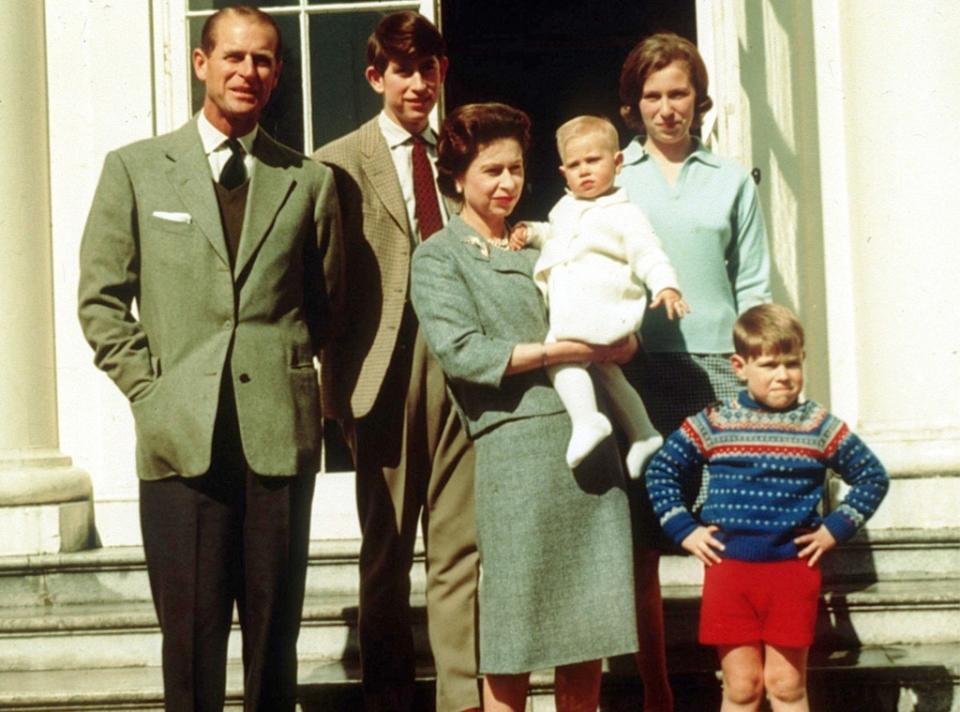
xmin=699 ymin=558 xmax=821 ymax=648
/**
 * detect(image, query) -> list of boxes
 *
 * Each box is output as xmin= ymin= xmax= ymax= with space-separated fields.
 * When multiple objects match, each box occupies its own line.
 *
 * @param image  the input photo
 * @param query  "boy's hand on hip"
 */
xmin=794 ymin=526 xmax=837 ymax=566
xmin=682 ymin=525 xmax=724 ymax=565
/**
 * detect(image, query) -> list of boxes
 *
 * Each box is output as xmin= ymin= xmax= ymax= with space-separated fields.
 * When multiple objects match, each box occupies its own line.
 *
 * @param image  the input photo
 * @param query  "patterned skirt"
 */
xmin=472 ymin=411 xmax=638 ymax=673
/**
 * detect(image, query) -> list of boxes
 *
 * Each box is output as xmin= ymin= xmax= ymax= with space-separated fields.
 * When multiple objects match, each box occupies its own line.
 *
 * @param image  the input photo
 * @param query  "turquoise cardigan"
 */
xmin=410 ymin=215 xmax=565 ymax=438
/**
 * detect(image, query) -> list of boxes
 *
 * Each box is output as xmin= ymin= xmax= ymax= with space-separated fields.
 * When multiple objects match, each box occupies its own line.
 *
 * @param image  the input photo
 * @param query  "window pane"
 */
xmin=189 ymin=0 xmax=297 ymax=8
xmin=189 ymin=14 xmax=304 ymax=151
xmin=309 ymin=11 xmax=385 ymax=151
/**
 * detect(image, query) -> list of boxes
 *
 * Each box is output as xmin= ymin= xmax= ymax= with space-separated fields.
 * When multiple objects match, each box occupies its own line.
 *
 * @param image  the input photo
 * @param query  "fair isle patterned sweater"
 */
xmin=646 ymin=391 xmax=889 ymax=562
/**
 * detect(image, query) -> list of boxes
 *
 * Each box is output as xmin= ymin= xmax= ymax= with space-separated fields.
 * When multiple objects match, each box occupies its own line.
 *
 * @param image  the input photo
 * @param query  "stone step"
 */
xmin=2 ymin=528 xmax=957 ymax=609
xmin=0 ymin=645 xmax=957 ymax=711
xmin=1 ymin=578 xmax=957 ymax=674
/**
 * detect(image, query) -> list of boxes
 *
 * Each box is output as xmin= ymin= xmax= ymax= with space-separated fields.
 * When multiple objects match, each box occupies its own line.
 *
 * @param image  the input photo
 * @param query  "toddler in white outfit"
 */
xmin=511 ymin=116 xmax=688 ymax=476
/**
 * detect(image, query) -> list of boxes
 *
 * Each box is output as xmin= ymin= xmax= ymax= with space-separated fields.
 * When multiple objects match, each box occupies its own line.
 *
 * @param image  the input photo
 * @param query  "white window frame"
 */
xmin=694 ymin=0 xmax=749 ymax=165
xmin=152 ymin=0 xmax=436 ymax=147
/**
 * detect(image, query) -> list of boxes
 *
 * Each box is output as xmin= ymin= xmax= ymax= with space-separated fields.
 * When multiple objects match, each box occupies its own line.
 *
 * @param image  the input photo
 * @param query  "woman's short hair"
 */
xmin=555 ymin=115 xmax=620 ymax=162
xmin=436 ymin=103 xmax=532 ymax=199
xmin=367 ymin=11 xmax=446 ymax=74
xmin=618 ymin=32 xmax=713 ymax=135
xmin=733 ymin=304 xmax=806 ymax=359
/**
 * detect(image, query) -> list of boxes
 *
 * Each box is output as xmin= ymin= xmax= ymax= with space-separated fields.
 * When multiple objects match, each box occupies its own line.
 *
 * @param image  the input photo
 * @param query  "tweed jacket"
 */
xmin=313 ymin=117 xmax=414 ymax=421
xmin=78 ymin=118 xmax=342 ymax=479
xmin=410 ymin=216 xmax=566 ymax=439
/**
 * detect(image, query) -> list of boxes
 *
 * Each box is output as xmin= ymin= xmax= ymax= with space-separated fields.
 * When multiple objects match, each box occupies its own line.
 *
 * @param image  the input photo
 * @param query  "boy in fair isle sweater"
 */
xmin=645 ymin=303 xmax=888 ymax=712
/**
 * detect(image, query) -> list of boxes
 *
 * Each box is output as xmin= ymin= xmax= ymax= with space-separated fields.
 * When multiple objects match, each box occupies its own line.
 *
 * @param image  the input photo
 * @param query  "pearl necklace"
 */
xmin=484 ymin=235 xmax=510 ymax=250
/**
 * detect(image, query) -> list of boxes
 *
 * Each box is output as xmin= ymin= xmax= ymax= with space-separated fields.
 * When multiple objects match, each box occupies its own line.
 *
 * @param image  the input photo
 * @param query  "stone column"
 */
xmin=0 ymin=0 xmax=94 ymax=555
xmin=812 ymin=0 xmax=960 ymax=528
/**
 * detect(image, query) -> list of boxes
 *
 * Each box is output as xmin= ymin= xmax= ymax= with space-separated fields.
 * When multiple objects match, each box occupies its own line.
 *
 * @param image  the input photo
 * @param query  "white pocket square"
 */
xmin=152 ymin=210 xmax=192 ymax=224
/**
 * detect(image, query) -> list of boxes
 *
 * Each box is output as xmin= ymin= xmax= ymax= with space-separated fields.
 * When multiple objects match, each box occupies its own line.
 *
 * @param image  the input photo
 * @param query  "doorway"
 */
xmin=442 ymin=0 xmax=696 ymax=220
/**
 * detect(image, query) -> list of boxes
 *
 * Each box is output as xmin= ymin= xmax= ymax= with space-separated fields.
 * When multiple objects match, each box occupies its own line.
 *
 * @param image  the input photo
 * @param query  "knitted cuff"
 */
xmin=823 ymin=510 xmax=859 ymax=544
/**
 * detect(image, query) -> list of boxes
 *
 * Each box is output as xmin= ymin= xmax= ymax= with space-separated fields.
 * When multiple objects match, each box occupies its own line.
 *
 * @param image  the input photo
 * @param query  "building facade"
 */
xmin=3 ymin=0 xmax=958 ymax=553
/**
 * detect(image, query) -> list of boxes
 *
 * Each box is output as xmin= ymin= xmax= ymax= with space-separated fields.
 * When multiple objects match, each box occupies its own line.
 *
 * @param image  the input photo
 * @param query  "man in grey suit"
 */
xmin=314 ymin=12 xmax=479 ymax=712
xmin=78 ymin=7 xmax=341 ymax=710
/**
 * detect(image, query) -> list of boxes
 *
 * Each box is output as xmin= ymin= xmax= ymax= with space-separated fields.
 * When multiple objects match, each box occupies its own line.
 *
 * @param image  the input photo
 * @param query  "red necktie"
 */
xmin=412 ymin=135 xmax=443 ymax=240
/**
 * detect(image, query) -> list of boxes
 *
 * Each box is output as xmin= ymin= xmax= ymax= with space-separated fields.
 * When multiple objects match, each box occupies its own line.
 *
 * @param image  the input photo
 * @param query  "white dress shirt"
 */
xmin=377 ymin=111 xmax=448 ymax=241
xmin=197 ymin=111 xmax=257 ymax=182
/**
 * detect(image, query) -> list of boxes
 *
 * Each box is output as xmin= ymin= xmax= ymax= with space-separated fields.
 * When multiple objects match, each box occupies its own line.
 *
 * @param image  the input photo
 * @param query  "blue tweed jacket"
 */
xmin=410 ymin=215 xmax=565 ymax=438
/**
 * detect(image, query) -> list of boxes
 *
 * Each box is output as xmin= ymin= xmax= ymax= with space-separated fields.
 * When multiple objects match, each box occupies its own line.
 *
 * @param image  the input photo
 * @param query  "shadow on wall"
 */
xmin=738 ymin=2 xmax=831 ymax=403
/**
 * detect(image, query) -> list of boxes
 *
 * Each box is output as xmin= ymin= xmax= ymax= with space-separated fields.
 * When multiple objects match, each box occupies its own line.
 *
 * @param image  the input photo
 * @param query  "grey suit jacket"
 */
xmin=78 ymin=118 xmax=342 ymax=479
xmin=312 ymin=117 xmax=414 ymax=422
xmin=410 ymin=215 xmax=566 ymax=439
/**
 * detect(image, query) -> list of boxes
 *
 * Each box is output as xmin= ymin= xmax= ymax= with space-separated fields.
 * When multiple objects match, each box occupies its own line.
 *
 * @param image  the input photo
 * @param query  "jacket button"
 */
xmin=223 ymin=320 xmax=232 ymax=330
xmin=238 ymin=373 xmax=251 ymax=383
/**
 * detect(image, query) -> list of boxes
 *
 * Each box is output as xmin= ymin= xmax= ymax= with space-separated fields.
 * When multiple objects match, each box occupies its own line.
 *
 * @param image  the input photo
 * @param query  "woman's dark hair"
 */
xmin=618 ymin=32 xmax=713 ymax=135
xmin=436 ymin=103 xmax=532 ymax=199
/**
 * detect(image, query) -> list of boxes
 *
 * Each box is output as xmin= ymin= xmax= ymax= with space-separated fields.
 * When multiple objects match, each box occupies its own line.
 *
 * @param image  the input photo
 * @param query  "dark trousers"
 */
xmin=139 ymin=380 xmax=315 ymax=712
xmin=349 ymin=322 xmax=479 ymax=712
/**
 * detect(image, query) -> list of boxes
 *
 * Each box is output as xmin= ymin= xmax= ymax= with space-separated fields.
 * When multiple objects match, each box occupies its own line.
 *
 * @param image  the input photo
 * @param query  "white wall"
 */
xmin=832 ymin=1 xmax=960 ymax=474
xmin=47 ymin=0 xmax=155 ymax=544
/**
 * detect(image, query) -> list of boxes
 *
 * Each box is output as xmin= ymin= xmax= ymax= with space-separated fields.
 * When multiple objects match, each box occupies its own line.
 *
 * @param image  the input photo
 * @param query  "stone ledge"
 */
xmin=0 ymin=645 xmax=956 ymax=711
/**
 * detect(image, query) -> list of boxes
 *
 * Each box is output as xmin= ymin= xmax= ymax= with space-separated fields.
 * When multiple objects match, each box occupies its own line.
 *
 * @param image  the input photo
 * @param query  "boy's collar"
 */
xmin=737 ymin=389 xmax=803 ymax=413
xmin=378 ymin=111 xmax=435 ymax=149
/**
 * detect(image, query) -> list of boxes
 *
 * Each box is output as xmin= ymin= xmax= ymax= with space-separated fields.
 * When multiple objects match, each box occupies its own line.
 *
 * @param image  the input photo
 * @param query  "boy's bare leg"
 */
xmin=764 ymin=645 xmax=809 ymax=712
xmin=548 ymin=362 xmax=612 ymax=468
xmin=634 ymin=549 xmax=674 ymax=711
xmin=718 ymin=644 xmax=764 ymax=712
xmin=483 ymin=673 xmax=529 ymax=712
xmin=594 ymin=362 xmax=663 ymax=478
xmin=554 ymin=659 xmax=602 ymax=712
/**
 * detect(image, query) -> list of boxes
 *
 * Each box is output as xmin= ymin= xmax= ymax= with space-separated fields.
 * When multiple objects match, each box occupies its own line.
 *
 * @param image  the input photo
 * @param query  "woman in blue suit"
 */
xmin=410 ymin=103 xmax=638 ymax=712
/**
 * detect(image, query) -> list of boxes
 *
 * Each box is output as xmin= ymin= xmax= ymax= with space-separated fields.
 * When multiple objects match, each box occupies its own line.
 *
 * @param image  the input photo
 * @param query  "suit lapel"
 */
xmin=235 ymin=131 xmax=294 ymax=277
xmin=165 ymin=121 xmax=230 ymax=269
xmin=359 ymin=120 xmax=409 ymax=233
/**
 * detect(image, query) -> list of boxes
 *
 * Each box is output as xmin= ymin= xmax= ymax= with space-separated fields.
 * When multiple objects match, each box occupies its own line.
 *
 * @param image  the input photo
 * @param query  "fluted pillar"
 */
xmin=812 ymin=0 xmax=960 ymax=528
xmin=0 ymin=0 xmax=95 ymax=554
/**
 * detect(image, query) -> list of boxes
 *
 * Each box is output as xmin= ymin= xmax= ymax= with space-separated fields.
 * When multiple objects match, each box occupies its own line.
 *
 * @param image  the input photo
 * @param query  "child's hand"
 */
xmin=508 ymin=223 xmax=528 ymax=251
xmin=794 ymin=526 xmax=837 ymax=566
xmin=681 ymin=525 xmax=724 ymax=565
xmin=650 ymin=288 xmax=690 ymax=320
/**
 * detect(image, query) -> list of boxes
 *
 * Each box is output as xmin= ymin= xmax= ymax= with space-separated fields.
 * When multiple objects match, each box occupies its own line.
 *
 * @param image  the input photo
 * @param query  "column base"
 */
xmin=0 ymin=450 xmax=97 ymax=555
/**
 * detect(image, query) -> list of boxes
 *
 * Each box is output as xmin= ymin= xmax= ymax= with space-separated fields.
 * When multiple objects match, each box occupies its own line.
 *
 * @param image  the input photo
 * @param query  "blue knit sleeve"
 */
xmin=645 ymin=421 xmax=707 ymax=545
xmin=822 ymin=426 xmax=889 ymax=542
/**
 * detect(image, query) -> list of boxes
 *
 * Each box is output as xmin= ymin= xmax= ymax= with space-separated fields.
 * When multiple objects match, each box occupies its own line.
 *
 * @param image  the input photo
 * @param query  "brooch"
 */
xmin=463 ymin=235 xmax=490 ymax=259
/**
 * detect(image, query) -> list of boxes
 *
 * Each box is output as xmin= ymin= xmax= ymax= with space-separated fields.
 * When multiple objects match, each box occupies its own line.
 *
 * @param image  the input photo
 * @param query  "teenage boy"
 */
xmin=645 ymin=304 xmax=889 ymax=711
xmin=313 ymin=12 xmax=479 ymax=712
